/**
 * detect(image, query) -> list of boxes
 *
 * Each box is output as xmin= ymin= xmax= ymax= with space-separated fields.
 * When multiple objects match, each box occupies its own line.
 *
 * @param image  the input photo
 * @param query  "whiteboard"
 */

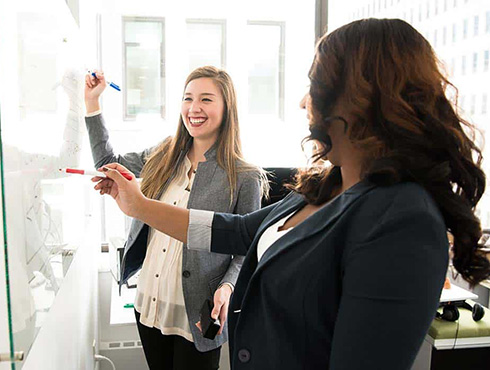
xmin=0 ymin=0 xmax=94 ymax=363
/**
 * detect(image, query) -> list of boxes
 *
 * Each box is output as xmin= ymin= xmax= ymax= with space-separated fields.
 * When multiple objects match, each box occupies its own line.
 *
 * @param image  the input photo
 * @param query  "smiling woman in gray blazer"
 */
xmin=84 ymin=66 xmax=265 ymax=370
xmin=95 ymin=19 xmax=490 ymax=370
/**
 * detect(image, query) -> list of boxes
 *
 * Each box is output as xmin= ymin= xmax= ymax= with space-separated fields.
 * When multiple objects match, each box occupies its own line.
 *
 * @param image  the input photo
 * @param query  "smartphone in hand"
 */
xmin=200 ymin=298 xmax=221 ymax=340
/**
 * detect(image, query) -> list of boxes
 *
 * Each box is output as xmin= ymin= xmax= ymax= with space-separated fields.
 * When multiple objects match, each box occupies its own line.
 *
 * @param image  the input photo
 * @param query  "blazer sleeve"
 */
xmin=220 ymin=171 xmax=262 ymax=289
xmin=85 ymin=113 xmax=158 ymax=177
xmin=328 ymin=202 xmax=449 ymax=369
xmin=188 ymin=200 xmax=278 ymax=256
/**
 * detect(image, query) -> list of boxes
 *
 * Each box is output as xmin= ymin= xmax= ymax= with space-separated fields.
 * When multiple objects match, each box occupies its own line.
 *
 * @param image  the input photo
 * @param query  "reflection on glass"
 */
xmin=124 ymin=18 xmax=165 ymax=119
xmin=186 ymin=20 xmax=225 ymax=72
xmin=246 ymin=22 xmax=284 ymax=119
xmin=0 ymin=0 xmax=88 ymax=364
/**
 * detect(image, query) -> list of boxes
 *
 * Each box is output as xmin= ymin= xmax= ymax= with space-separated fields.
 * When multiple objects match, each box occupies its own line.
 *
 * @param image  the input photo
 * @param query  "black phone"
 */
xmin=200 ymin=298 xmax=221 ymax=340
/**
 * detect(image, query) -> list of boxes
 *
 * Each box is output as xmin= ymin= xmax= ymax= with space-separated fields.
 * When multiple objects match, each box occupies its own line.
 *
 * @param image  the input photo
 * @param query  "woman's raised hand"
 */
xmin=92 ymin=163 xmax=145 ymax=218
xmin=84 ymin=70 xmax=107 ymax=112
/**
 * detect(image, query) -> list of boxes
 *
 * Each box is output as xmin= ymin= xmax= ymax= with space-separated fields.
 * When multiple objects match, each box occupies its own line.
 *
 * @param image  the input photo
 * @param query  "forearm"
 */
xmin=135 ymin=198 xmax=190 ymax=243
xmin=86 ymin=98 xmax=100 ymax=114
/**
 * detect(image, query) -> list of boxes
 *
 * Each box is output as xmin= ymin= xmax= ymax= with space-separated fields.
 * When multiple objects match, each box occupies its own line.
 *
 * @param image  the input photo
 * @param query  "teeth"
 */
xmin=190 ymin=118 xmax=206 ymax=124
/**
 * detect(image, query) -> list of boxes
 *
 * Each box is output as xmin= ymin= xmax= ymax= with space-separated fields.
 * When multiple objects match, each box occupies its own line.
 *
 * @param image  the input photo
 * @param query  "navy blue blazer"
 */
xmin=205 ymin=180 xmax=449 ymax=369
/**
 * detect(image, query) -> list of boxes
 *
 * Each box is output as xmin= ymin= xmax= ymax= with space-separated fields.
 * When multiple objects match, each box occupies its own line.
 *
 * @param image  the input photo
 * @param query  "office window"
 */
xmin=444 ymin=0 xmax=448 ymax=12
xmin=419 ymin=4 xmax=423 ymax=22
xmin=442 ymin=26 xmax=447 ymax=45
xmin=410 ymin=8 xmax=414 ymax=24
xmin=483 ymin=94 xmax=488 ymax=114
xmin=473 ymin=52 xmax=478 ymax=73
xmin=435 ymin=0 xmax=439 ymax=15
xmin=461 ymin=55 xmax=466 ymax=74
xmin=454 ymin=0 xmax=457 ymax=7
xmin=470 ymin=94 xmax=476 ymax=115
xmin=452 ymin=23 xmax=457 ymax=42
xmin=427 ymin=2 xmax=430 ymax=18
xmin=486 ymin=11 xmax=490 ymax=33
xmin=474 ymin=15 xmax=479 ymax=36
xmin=463 ymin=19 xmax=468 ymax=39
xmin=246 ymin=21 xmax=285 ymax=119
xmin=186 ymin=19 xmax=226 ymax=72
xmin=123 ymin=17 xmax=166 ymax=120
xmin=433 ymin=30 xmax=438 ymax=46
xmin=247 ymin=21 xmax=285 ymax=119
xmin=484 ymin=50 xmax=489 ymax=71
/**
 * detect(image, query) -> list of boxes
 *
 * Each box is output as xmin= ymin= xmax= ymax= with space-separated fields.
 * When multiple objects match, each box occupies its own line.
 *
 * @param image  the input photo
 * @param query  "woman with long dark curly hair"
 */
xmin=93 ymin=18 xmax=490 ymax=369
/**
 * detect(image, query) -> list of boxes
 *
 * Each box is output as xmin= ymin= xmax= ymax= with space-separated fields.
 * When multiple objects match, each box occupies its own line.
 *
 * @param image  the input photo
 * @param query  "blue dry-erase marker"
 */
xmin=89 ymin=71 xmax=121 ymax=92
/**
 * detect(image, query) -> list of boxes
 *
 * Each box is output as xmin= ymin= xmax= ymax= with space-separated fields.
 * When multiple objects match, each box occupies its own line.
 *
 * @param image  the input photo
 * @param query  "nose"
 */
xmin=299 ymin=94 xmax=308 ymax=109
xmin=189 ymin=100 xmax=202 ymax=113
xmin=300 ymin=93 xmax=311 ymax=120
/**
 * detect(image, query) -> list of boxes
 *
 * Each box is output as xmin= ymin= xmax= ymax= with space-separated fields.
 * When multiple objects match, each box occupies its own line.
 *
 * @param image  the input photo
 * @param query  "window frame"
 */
xmin=185 ymin=18 xmax=227 ymax=70
xmin=246 ymin=20 xmax=286 ymax=120
xmin=121 ymin=16 xmax=166 ymax=121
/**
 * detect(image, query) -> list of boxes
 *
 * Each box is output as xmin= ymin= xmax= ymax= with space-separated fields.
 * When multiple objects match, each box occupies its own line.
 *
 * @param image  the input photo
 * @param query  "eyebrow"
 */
xmin=184 ymin=92 xmax=217 ymax=97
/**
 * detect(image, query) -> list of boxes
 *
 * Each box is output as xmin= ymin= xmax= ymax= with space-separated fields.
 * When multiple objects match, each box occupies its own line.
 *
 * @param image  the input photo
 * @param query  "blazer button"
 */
xmin=238 ymin=349 xmax=250 ymax=363
xmin=182 ymin=270 xmax=191 ymax=278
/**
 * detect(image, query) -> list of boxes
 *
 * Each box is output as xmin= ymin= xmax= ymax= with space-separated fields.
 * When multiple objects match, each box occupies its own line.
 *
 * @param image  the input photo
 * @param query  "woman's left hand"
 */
xmin=195 ymin=284 xmax=232 ymax=336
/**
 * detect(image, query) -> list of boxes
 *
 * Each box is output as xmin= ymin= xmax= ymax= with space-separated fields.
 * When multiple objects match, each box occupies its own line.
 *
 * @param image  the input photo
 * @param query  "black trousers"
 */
xmin=135 ymin=310 xmax=221 ymax=370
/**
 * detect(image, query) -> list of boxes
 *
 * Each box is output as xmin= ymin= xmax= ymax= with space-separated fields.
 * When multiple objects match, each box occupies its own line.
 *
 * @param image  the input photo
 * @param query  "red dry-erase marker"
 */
xmin=60 ymin=168 xmax=132 ymax=180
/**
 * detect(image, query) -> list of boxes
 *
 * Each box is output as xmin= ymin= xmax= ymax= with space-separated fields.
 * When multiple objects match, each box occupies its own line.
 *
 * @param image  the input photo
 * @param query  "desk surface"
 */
xmin=428 ymin=302 xmax=490 ymax=349
xmin=440 ymin=284 xmax=478 ymax=303
xmin=110 ymin=279 xmax=137 ymax=325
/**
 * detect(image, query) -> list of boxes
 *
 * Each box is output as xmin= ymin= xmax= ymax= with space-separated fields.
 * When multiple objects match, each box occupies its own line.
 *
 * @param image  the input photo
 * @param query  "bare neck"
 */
xmin=339 ymin=162 xmax=362 ymax=193
xmin=188 ymin=137 xmax=216 ymax=163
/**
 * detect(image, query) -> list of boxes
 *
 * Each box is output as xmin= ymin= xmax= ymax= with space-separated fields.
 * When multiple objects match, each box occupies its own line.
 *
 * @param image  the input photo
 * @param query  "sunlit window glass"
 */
xmin=186 ymin=20 xmax=226 ymax=72
xmin=123 ymin=18 xmax=165 ymax=119
xmin=246 ymin=22 xmax=285 ymax=119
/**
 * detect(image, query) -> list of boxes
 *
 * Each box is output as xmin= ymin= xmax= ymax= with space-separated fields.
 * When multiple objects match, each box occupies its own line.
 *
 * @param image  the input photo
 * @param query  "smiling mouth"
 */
xmin=189 ymin=117 xmax=207 ymax=127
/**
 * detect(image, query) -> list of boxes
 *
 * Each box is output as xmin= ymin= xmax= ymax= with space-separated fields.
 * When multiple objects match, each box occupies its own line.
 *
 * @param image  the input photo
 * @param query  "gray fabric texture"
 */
xmin=86 ymin=113 xmax=262 ymax=351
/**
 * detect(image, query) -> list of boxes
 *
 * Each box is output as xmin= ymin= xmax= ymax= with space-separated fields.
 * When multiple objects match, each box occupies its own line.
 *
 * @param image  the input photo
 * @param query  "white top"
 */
xmin=256 ymin=212 xmax=295 ymax=262
xmin=134 ymin=156 xmax=195 ymax=342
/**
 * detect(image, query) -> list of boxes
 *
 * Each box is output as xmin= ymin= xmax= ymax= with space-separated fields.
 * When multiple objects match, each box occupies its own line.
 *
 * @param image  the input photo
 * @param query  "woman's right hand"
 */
xmin=85 ymin=70 xmax=107 ymax=113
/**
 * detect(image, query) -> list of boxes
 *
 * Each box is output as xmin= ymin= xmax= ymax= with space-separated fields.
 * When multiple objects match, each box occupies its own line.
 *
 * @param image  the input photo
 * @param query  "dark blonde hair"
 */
xmin=290 ymin=18 xmax=489 ymax=285
xmin=140 ymin=66 xmax=267 ymax=203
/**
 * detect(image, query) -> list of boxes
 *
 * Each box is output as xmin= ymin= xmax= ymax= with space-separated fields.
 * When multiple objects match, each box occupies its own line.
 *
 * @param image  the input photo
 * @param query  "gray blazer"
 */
xmin=85 ymin=114 xmax=262 ymax=351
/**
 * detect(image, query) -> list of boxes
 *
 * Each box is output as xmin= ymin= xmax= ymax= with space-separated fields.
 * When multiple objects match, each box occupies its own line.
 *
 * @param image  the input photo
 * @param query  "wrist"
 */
xmin=85 ymin=99 xmax=100 ymax=114
xmin=218 ymin=283 xmax=234 ymax=295
xmin=133 ymin=194 xmax=150 ymax=220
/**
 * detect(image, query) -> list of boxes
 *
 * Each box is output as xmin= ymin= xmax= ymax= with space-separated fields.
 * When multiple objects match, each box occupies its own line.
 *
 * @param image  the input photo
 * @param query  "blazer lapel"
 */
xmin=256 ymin=180 xmax=376 ymax=271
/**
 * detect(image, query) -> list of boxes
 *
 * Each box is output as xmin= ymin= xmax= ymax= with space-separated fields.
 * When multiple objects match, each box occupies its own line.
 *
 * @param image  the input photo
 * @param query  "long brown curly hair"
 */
xmin=290 ymin=18 xmax=489 ymax=285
